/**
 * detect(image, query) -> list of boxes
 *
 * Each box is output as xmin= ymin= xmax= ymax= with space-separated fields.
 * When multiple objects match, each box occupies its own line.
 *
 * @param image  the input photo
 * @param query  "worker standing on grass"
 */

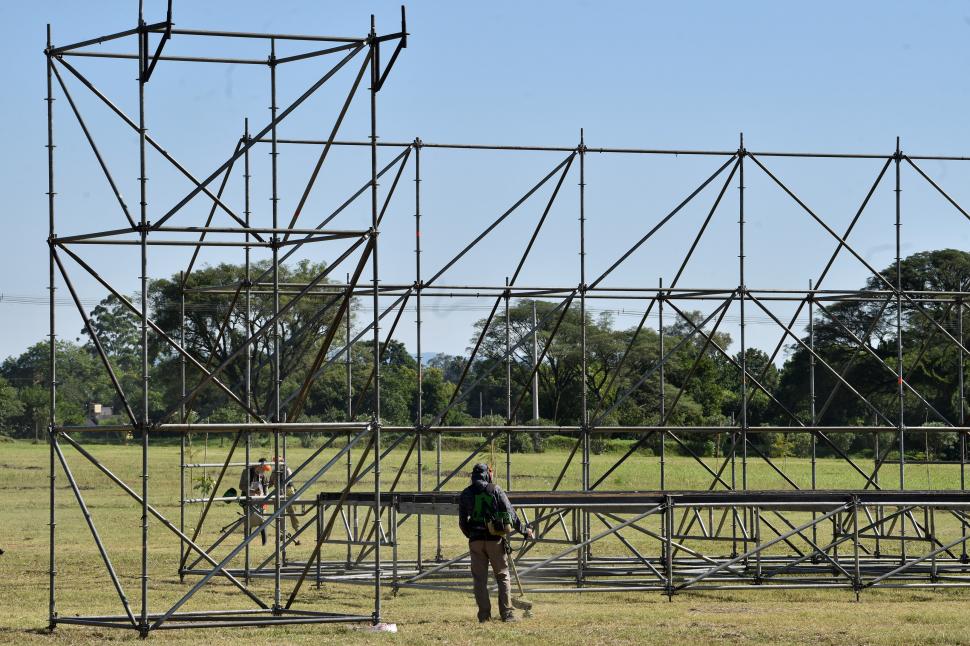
xmin=239 ymin=457 xmax=271 ymax=545
xmin=458 ymin=463 xmax=533 ymax=623
xmin=269 ymin=456 xmax=301 ymax=545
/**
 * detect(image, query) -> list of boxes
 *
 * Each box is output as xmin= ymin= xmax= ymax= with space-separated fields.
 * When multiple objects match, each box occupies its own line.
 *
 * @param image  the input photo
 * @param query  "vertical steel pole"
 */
xmin=316 ymin=500 xmax=323 ymax=588
xmin=346 ymin=272 xmax=354 ymax=567
xmin=391 ymin=505 xmax=399 ymax=590
xmin=579 ymin=131 xmax=589 ymax=489
xmin=346 ymin=273 xmax=353 ymax=422
xmin=731 ymin=133 xmax=746 ymax=559
xmin=505 ymin=276 xmax=512 ymax=489
xmin=243 ymin=438 xmax=251 ymax=583
xmin=435 ymin=428 xmax=442 ymax=560
xmin=874 ymin=430 xmax=882 ymax=557
xmin=894 ymin=137 xmax=907 ymax=561
xmin=269 ymin=37 xmax=282 ymax=610
xmin=414 ymin=138 xmax=423 ymax=570
xmin=369 ymin=17 xmax=383 ymax=624
xmin=663 ymin=496 xmax=674 ymax=601
xmin=179 ymin=272 xmax=186 ymax=580
xmin=853 ymin=497 xmax=861 ymax=599
xmin=136 ymin=7 xmax=150 ymax=634
xmin=532 ymin=300 xmax=539 ymax=420
xmin=281 ymin=437 xmax=287 ymax=567
xmin=45 ymin=23 xmax=57 ymax=632
xmin=809 ymin=279 xmax=817 ymax=545
xmin=178 ymin=437 xmax=185 ymax=578
xmin=809 ymin=279 xmax=816 ymax=483
xmin=754 ymin=506 xmax=762 ymax=583
xmin=738 ymin=133 xmax=747 ymax=492
xmin=895 ymin=136 xmax=905 ymax=491
xmin=659 ymin=277 xmax=666 ymax=489
xmin=961 ymin=298 xmax=966 ymax=431
xmin=243 ymin=118 xmax=253 ymax=583
xmin=281 ymin=435 xmax=288 ymax=570
xmin=579 ymin=131 xmax=590 ymax=574
xmin=730 ymin=429 xmax=737 ymax=557
xmin=956 ymin=298 xmax=970 ymax=563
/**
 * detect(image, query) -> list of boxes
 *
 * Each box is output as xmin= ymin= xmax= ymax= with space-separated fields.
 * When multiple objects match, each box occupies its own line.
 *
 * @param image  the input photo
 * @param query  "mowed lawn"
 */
xmin=3 ymin=438 xmax=970 ymax=645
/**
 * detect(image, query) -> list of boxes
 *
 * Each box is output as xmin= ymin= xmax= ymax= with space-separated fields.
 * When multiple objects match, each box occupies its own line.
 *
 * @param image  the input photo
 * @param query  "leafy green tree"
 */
xmin=81 ymin=259 xmax=351 ymax=423
xmin=427 ymin=353 xmax=464 ymax=383
xmin=0 ymin=377 xmax=24 ymax=436
xmin=773 ymin=249 xmax=970 ymax=457
xmin=85 ymin=295 xmax=142 ymax=370
xmin=1 ymin=340 xmax=113 ymax=436
xmin=420 ymin=366 xmax=463 ymax=424
xmin=2 ymin=249 xmax=964 ymax=455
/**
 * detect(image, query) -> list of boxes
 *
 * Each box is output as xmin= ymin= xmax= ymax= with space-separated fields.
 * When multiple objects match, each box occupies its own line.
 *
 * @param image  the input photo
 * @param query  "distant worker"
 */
xmin=239 ymin=457 xmax=270 ymax=546
xmin=458 ymin=463 xmax=533 ymax=623
xmin=268 ymin=456 xmax=301 ymax=546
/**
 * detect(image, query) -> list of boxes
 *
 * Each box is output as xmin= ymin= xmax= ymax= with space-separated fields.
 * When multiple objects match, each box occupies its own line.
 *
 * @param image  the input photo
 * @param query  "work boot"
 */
xmin=478 ymin=613 xmax=491 ymax=623
xmin=501 ymin=613 xmax=519 ymax=623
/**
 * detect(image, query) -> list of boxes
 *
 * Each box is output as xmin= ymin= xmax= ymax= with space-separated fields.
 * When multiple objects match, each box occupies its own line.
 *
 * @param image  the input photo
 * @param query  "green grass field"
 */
xmin=4 ymin=438 xmax=970 ymax=645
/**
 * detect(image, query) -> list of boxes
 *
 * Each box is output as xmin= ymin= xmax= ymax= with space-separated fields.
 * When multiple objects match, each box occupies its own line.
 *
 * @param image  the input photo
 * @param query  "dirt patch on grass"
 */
xmin=0 ymin=463 xmax=42 ymax=470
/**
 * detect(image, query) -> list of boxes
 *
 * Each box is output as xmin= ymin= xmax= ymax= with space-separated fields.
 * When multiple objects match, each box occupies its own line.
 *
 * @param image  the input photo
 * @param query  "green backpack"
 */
xmin=472 ymin=484 xmax=514 ymax=536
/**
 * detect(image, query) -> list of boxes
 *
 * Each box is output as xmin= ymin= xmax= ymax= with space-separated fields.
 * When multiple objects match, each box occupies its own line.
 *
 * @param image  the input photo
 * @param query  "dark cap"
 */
xmin=472 ymin=463 xmax=491 ymax=483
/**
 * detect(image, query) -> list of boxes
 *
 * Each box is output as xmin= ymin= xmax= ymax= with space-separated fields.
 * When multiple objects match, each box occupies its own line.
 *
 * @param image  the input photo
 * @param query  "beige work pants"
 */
xmin=283 ymin=487 xmax=300 ymax=532
xmin=242 ymin=507 xmax=267 ymax=544
xmin=469 ymin=539 xmax=511 ymax=620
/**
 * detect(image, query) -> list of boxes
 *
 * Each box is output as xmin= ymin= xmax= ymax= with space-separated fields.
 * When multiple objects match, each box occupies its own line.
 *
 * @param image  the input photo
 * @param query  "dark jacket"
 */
xmin=458 ymin=464 xmax=522 ymax=541
xmin=239 ymin=465 xmax=268 ymax=499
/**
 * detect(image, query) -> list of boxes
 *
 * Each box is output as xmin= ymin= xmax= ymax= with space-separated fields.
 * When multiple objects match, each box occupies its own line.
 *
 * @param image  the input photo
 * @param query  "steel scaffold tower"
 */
xmin=45 ymin=1 xmax=405 ymax=634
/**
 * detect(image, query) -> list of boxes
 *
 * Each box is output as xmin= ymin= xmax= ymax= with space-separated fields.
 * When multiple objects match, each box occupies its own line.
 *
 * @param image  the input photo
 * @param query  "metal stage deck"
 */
xmin=322 ymin=489 xmax=970 ymax=513
xmin=177 ymin=489 xmax=970 ymax=598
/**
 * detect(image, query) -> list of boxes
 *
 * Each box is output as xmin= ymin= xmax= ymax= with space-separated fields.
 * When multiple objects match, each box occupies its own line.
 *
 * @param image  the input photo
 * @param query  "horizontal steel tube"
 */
xmin=56 ymin=421 xmax=368 ymax=433
xmin=59 ymin=50 xmax=268 ymax=65
xmin=159 ymin=27 xmax=365 ymax=43
xmin=256 ymin=137 xmax=970 ymax=160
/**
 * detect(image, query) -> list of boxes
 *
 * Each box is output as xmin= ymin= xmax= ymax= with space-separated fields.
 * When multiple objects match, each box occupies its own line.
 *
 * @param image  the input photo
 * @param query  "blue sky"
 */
xmin=2 ymin=1 xmax=970 ymax=363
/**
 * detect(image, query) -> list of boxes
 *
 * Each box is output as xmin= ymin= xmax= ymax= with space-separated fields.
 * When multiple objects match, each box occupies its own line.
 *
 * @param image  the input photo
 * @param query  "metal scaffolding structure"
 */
xmin=45 ymin=1 xmax=406 ymax=635
xmin=45 ymin=1 xmax=970 ymax=638
xmin=170 ymin=135 xmax=970 ymax=604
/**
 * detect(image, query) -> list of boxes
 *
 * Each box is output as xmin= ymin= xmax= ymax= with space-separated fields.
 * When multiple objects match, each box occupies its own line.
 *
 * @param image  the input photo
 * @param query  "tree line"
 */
xmin=1 ymin=250 xmax=967 ymax=460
